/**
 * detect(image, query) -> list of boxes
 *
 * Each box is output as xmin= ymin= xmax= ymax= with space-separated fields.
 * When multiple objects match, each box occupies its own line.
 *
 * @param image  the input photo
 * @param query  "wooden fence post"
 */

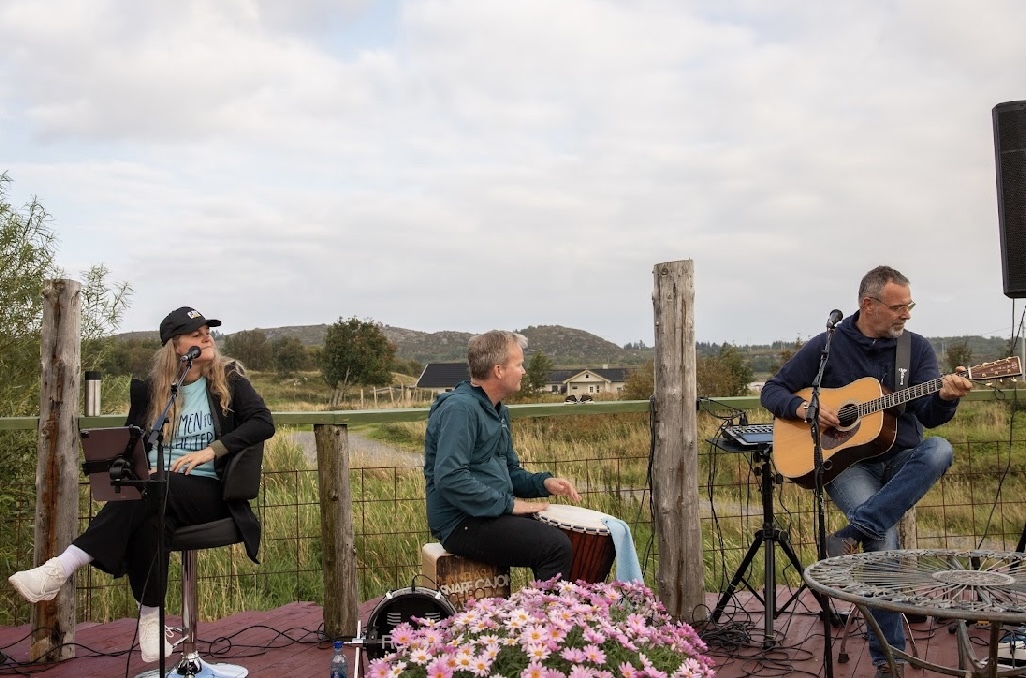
xmin=316 ymin=423 xmax=358 ymax=640
xmin=651 ymin=260 xmax=705 ymax=622
xmin=899 ymin=509 xmax=917 ymax=550
xmin=31 ymin=278 xmax=81 ymax=661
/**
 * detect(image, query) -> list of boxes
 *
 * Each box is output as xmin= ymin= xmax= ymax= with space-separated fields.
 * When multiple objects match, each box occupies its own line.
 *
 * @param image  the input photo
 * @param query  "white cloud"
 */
xmin=1 ymin=0 xmax=1024 ymax=347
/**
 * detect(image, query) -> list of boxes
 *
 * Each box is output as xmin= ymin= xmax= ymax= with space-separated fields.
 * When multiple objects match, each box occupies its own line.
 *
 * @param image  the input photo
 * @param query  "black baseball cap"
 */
xmin=159 ymin=306 xmax=221 ymax=345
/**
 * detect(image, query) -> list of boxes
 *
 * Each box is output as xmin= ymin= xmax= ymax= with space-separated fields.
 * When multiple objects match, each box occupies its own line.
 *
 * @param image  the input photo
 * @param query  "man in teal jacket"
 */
xmin=424 ymin=330 xmax=581 ymax=582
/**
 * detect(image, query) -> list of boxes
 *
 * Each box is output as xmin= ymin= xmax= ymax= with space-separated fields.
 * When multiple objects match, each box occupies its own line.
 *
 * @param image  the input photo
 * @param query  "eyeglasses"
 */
xmin=869 ymin=297 xmax=916 ymax=314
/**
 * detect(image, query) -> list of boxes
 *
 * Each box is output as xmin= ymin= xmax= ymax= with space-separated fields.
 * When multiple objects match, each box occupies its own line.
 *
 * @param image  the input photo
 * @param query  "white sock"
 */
xmin=56 ymin=545 xmax=93 ymax=580
xmin=139 ymin=603 xmax=160 ymax=619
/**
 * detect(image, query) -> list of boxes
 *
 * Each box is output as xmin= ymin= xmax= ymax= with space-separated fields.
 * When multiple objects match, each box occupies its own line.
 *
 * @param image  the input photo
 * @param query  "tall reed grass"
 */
xmin=2 ymin=400 xmax=1024 ymax=627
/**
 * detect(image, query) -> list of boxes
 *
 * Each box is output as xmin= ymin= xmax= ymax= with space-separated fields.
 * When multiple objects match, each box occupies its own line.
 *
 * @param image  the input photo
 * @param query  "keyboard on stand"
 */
xmin=721 ymin=423 xmax=774 ymax=447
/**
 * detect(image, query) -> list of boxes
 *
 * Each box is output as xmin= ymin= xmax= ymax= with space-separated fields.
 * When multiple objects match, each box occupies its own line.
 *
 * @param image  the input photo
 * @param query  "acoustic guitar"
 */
xmin=772 ymin=357 xmax=1022 ymax=488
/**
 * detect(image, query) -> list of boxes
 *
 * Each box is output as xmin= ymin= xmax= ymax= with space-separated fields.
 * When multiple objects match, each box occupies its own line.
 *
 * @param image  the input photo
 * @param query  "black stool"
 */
xmin=137 ymin=442 xmax=263 ymax=678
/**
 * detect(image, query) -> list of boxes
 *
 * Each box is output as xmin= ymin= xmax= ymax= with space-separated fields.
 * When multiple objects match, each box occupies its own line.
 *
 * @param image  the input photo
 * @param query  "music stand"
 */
xmin=707 ymin=436 xmax=806 ymax=648
xmin=80 ymin=426 xmax=149 ymax=501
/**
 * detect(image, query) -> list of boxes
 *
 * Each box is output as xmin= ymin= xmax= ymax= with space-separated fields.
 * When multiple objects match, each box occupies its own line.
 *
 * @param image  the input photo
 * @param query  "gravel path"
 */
xmin=283 ymin=430 xmax=423 ymax=468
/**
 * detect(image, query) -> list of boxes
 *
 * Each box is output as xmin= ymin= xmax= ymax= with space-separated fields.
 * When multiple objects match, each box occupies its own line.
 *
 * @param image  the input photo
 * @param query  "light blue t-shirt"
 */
xmin=149 ymin=377 xmax=218 ymax=479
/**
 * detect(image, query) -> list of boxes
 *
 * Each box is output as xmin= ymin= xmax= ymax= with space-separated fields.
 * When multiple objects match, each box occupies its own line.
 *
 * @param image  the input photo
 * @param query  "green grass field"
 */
xmin=3 ymin=380 xmax=1025 ymax=626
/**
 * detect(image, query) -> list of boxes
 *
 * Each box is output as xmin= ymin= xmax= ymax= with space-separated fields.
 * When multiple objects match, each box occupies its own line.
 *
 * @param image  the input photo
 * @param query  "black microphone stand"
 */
xmin=807 ymin=319 xmax=839 ymax=678
xmin=144 ymin=356 xmax=194 ymax=676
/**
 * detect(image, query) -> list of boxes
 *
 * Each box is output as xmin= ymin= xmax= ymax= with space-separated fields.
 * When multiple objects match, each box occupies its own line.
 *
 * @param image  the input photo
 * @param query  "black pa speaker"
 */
xmin=993 ymin=100 xmax=1026 ymax=298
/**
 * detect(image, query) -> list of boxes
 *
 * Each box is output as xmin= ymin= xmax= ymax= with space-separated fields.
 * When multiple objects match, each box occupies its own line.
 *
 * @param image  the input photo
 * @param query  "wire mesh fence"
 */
xmin=2 ymin=404 xmax=1025 ymax=628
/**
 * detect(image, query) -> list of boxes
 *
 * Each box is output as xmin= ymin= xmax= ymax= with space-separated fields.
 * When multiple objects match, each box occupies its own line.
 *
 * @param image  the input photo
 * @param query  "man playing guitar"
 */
xmin=760 ymin=265 xmax=974 ymax=678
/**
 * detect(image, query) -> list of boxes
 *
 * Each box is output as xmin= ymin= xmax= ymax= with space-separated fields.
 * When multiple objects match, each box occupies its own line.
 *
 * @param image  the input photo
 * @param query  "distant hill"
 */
xmin=255 ymin=323 xmax=646 ymax=367
xmin=513 ymin=325 xmax=641 ymax=367
xmin=116 ymin=324 xmax=1018 ymax=371
xmin=116 ymin=323 xmax=648 ymax=366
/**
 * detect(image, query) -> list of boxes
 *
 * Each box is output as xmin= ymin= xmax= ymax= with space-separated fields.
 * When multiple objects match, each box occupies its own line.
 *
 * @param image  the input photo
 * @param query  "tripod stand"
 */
xmin=709 ymin=443 xmax=805 ymax=648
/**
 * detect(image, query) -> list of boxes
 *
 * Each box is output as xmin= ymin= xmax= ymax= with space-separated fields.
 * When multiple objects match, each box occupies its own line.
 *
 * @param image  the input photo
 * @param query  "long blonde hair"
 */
xmin=146 ymin=338 xmax=246 ymax=436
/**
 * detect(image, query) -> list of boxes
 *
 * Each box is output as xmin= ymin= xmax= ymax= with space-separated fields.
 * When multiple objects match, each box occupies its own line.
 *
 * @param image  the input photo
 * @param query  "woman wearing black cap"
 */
xmin=8 ymin=306 xmax=274 ymax=663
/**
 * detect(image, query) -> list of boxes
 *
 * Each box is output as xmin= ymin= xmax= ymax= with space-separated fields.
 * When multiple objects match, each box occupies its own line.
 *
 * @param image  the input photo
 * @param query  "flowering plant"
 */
xmin=367 ymin=578 xmax=716 ymax=678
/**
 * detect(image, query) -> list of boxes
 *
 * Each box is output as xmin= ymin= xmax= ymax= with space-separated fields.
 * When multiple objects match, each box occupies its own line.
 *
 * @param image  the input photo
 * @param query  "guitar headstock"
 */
xmin=966 ymin=357 xmax=1023 ymax=382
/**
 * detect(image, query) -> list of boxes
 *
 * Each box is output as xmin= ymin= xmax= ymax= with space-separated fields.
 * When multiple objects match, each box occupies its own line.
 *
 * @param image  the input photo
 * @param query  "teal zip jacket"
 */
xmin=424 ymin=380 xmax=552 ymax=543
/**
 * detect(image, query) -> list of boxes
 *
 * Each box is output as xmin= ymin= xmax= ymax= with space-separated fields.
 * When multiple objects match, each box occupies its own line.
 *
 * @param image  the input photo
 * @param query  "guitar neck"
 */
xmin=860 ymin=377 xmax=945 ymax=417
xmin=855 ymin=358 xmax=1021 ymax=418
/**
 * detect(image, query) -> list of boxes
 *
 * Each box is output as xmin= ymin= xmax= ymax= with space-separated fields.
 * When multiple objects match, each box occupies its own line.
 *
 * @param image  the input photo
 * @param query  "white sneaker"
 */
xmin=138 ymin=613 xmax=175 ymax=663
xmin=8 ymin=557 xmax=67 ymax=603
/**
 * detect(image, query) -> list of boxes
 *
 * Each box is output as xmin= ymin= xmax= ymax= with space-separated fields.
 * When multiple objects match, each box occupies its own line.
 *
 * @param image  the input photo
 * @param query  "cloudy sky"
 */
xmin=3 ymin=0 xmax=1025 ymax=348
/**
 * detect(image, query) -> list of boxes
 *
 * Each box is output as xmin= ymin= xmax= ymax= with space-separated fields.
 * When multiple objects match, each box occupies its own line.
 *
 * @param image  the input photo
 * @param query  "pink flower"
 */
xmin=470 ymin=655 xmax=493 ymax=677
xmin=524 ymin=642 xmax=552 ymax=661
xmin=560 ymin=647 xmax=587 ymax=663
xmin=389 ymin=622 xmax=416 ymax=647
xmin=520 ymin=624 xmax=550 ymax=645
xmin=673 ymin=656 xmax=713 ymax=677
xmin=568 ymin=666 xmax=596 ymax=678
xmin=408 ymin=647 xmax=431 ymax=665
xmin=452 ymin=648 xmax=475 ymax=670
xmin=421 ymin=627 xmax=444 ymax=645
xmin=424 ymin=657 xmax=453 ymax=678
xmin=520 ymin=660 xmax=548 ymax=678
xmin=506 ymin=607 xmax=531 ymax=628
xmin=366 ymin=659 xmax=393 ymax=678
xmin=582 ymin=644 xmax=606 ymax=664
xmin=619 ymin=663 xmax=641 ymax=678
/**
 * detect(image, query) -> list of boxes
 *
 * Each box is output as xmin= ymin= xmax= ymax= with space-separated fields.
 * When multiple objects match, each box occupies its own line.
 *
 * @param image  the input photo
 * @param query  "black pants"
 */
xmin=442 ymin=514 xmax=572 ymax=582
xmin=74 ymin=474 xmax=228 ymax=607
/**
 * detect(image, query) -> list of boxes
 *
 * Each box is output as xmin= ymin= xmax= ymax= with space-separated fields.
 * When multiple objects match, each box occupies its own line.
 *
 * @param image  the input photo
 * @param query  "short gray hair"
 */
xmin=859 ymin=265 xmax=910 ymax=300
xmin=467 ymin=330 xmax=528 ymax=380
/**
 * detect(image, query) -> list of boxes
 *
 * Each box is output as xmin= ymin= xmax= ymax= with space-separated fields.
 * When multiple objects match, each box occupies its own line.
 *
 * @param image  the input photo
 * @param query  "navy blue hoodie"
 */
xmin=760 ymin=311 xmax=959 ymax=453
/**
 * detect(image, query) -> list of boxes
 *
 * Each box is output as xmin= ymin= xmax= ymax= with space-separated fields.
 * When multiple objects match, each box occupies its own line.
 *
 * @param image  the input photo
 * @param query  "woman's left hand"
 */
xmin=171 ymin=447 xmax=216 ymax=474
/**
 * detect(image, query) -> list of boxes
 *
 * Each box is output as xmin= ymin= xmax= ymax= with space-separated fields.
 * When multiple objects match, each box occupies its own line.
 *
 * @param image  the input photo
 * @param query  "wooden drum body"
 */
xmin=536 ymin=504 xmax=616 ymax=583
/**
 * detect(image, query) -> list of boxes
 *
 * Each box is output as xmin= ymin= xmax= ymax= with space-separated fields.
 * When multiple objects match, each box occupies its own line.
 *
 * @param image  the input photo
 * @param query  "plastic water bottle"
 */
xmin=330 ymin=640 xmax=348 ymax=678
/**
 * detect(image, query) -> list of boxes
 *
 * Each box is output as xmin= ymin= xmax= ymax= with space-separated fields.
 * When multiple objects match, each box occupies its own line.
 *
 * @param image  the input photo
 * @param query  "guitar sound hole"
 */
xmin=837 ymin=405 xmax=859 ymax=428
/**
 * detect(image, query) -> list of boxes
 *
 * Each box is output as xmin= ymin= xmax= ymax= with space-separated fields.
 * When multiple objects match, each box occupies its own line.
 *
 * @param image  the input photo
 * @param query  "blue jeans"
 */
xmin=826 ymin=437 xmax=953 ymax=665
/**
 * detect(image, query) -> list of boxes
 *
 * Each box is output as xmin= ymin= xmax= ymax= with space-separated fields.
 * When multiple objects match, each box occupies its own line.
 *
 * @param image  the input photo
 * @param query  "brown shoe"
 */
xmin=825 ymin=531 xmax=860 ymax=558
xmin=873 ymin=663 xmax=905 ymax=678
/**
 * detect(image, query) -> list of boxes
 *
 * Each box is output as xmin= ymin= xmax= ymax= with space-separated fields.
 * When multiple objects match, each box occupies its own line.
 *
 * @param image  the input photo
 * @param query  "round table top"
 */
xmin=804 ymin=549 xmax=1026 ymax=624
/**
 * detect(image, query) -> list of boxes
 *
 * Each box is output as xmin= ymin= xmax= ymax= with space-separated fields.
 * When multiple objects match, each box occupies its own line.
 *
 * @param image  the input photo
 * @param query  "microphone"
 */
xmin=179 ymin=346 xmax=202 ymax=362
xmin=826 ymin=309 xmax=843 ymax=330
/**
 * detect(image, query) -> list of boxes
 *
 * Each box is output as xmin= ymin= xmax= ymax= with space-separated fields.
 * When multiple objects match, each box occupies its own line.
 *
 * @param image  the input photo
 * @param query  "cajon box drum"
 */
xmin=421 ymin=543 xmax=511 ymax=610
xmin=535 ymin=504 xmax=616 ymax=583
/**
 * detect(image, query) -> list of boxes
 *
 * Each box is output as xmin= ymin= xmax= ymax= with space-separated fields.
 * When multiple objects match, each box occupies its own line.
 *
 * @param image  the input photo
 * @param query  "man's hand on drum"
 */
xmin=512 ymin=498 xmax=550 ymax=515
xmin=544 ymin=477 xmax=582 ymax=502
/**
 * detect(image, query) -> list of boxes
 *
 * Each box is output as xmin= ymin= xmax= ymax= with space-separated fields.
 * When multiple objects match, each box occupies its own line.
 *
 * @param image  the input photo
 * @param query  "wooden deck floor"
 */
xmin=0 ymin=588 xmax=1002 ymax=677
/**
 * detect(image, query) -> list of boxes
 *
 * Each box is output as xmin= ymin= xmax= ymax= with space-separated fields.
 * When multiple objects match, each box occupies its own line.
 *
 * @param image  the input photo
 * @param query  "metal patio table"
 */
xmin=804 ymin=549 xmax=1026 ymax=678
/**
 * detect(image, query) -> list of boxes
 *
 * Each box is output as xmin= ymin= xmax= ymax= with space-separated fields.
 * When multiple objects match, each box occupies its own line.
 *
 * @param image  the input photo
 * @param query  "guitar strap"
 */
xmin=893 ymin=330 xmax=911 ymax=414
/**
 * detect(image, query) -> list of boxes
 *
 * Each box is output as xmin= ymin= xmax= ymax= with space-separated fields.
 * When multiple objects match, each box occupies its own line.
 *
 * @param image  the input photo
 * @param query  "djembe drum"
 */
xmin=535 ymin=504 xmax=616 ymax=583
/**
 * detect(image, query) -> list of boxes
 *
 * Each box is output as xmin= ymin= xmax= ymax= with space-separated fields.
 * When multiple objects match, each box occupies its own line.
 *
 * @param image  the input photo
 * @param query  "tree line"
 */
xmin=7 ymin=169 xmax=1007 ymax=424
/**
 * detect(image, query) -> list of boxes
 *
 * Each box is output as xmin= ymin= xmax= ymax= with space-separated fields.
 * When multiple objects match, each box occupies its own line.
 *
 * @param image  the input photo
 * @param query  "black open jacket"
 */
xmin=126 ymin=365 xmax=274 ymax=562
